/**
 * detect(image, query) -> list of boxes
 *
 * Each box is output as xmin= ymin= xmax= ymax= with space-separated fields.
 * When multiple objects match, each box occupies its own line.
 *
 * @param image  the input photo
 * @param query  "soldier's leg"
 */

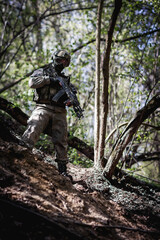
xmin=51 ymin=109 xmax=69 ymax=175
xmin=22 ymin=106 xmax=50 ymax=149
xmin=51 ymin=110 xmax=68 ymax=162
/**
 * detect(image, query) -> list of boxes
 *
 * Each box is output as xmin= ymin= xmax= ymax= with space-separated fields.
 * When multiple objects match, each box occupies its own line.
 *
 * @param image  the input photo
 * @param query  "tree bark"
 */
xmin=94 ymin=0 xmax=104 ymax=168
xmin=0 ymin=97 xmax=28 ymax=126
xmin=98 ymin=0 xmax=122 ymax=162
xmin=103 ymin=93 xmax=160 ymax=179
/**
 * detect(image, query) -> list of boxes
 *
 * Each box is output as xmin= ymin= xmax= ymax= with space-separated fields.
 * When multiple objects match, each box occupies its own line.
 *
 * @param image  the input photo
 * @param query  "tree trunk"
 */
xmin=94 ymin=0 xmax=104 ymax=169
xmin=103 ymin=93 xmax=160 ymax=179
xmin=98 ymin=0 xmax=122 ymax=163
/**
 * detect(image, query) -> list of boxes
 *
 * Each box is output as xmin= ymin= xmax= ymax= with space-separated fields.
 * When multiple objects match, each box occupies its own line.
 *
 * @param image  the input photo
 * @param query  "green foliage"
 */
xmin=68 ymin=147 xmax=93 ymax=168
xmin=35 ymin=134 xmax=55 ymax=154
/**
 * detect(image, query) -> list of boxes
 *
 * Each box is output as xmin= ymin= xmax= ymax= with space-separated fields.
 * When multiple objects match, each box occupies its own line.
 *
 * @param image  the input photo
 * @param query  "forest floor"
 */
xmin=0 ymin=136 xmax=160 ymax=240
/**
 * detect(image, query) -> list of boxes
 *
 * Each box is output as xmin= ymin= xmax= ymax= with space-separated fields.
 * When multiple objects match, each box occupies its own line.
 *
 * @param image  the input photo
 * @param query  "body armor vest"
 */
xmin=33 ymin=64 xmax=70 ymax=107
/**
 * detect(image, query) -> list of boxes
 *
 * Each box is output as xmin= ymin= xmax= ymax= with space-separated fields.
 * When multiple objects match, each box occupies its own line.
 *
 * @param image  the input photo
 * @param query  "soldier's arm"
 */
xmin=29 ymin=68 xmax=50 ymax=89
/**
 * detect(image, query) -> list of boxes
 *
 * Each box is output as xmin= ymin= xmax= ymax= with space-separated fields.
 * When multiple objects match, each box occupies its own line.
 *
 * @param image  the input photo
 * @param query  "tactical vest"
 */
xmin=33 ymin=64 xmax=69 ymax=107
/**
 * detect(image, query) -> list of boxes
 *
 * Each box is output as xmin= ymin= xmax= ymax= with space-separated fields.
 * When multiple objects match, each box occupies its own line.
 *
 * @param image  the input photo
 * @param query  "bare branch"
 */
xmin=72 ymin=28 xmax=160 ymax=53
xmin=105 ymin=122 xmax=160 ymax=144
xmin=115 ymin=28 xmax=160 ymax=43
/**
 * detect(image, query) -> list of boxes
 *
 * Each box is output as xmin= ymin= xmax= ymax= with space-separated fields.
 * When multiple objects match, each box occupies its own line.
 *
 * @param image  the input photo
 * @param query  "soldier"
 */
xmin=22 ymin=50 xmax=72 ymax=178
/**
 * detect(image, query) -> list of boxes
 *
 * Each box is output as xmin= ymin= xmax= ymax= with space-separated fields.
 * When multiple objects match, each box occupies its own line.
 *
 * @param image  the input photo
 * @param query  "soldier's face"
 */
xmin=56 ymin=57 xmax=70 ymax=68
xmin=61 ymin=58 xmax=70 ymax=67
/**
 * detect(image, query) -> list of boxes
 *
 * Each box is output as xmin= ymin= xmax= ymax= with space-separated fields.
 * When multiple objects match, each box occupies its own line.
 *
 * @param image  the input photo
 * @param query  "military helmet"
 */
xmin=52 ymin=49 xmax=71 ymax=67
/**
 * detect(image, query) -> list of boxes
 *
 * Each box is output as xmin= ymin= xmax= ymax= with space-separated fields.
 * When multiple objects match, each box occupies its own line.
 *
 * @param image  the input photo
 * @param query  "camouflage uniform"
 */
xmin=22 ymin=63 xmax=70 ymax=164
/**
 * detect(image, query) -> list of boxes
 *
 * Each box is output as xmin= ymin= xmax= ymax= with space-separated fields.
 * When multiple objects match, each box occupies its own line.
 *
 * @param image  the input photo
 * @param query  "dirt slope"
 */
xmin=0 ymin=138 xmax=160 ymax=240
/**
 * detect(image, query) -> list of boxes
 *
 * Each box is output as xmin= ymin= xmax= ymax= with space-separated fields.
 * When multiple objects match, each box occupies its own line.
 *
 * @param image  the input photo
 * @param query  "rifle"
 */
xmin=51 ymin=75 xmax=84 ymax=119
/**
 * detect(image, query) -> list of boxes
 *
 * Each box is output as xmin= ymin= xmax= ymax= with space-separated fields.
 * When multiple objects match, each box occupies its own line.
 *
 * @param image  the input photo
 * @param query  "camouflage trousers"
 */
xmin=22 ymin=104 xmax=68 ymax=163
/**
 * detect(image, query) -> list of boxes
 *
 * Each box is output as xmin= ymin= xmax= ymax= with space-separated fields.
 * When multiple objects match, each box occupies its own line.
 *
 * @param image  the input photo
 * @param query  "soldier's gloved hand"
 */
xmin=50 ymin=76 xmax=59 ymax=83
xmin=50 ymin=77 xmax=62 ymax=87
xmin=65 ymin=99 xmax=72 ymax=107
xmin=50 ymin=76 xmax=60 ymax=87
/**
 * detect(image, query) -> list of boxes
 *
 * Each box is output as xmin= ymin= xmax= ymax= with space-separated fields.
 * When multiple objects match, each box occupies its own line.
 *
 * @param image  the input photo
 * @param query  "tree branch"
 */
xmin=125 ymin=151 xmax=160 ymax=167
xmin=105 ymin=122 xmax=160 ymax=144
xmin=72 ymin=28 xmax=160 ymax=52
xmin=115 ymin=28 xmax=160 ymax=43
